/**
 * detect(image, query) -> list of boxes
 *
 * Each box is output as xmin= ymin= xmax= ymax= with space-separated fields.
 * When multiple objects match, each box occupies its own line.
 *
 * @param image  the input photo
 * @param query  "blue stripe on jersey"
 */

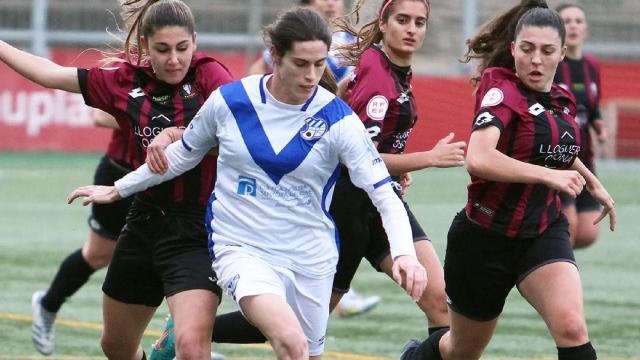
xmin=322 ymin=165 xmax=342 ymax=251
xmin=182 ymin=137 xmax=193 ymax=152
xmin=220 ymin=80 xmax=353 ymax=185
xmin=206 ymin=192 xmax=216 ymax=259
xmin=373 ymin=176 xmax=392 ymax=189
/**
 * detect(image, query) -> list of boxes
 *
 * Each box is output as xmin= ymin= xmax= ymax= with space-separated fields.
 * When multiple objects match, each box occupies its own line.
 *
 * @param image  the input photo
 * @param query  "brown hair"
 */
xmin=120 ymin=0 xmax=195 ymax=65
xmin=334 ymin=0 xmax=429 ymax=66
xmin=462 ymin=0 xmax=565 ymax=86
xmin=264 ymin=7 xmax=336 ymax=91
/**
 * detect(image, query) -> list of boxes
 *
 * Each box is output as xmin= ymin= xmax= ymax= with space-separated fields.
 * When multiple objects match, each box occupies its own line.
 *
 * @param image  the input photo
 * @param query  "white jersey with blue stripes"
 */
xmin=115 ymin=74 xmax=415 ymax=278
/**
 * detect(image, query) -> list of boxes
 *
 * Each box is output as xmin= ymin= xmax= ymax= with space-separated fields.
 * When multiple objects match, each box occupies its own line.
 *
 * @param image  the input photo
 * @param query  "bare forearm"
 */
xmin=466 ymin=148 xmax=550 ymax=184
xmin=0 ymin=40 xmax=80 ymax=92
xmin=381 ymin=152 xmax=432 ymax=176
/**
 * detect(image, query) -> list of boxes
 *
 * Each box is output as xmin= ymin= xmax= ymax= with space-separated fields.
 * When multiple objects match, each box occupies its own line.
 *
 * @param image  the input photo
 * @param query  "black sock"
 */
xmin=558 ymin=342 xmax=597 ymax=360
xmin=212 ymin=311 xmax=267 ymax=344
xmin=41 ymin=249 xmax=96 ymax=313
xmin=428 ymin=326 xmax=450 ymax=335
xmin=403 ymin=328 xmax=448 ymax=360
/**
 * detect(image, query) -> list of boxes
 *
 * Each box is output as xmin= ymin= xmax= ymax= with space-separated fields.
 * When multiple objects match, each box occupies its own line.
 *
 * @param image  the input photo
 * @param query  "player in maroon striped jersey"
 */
xmin=0 ymin=1 xmax=233 ymax=359
xmin=554 ymin=3 xmax=608 ymax=249
xmin=329 ymin=0 xmax=465 ymax=336
xmin=400 ymin=1 xmax=615 ymax=359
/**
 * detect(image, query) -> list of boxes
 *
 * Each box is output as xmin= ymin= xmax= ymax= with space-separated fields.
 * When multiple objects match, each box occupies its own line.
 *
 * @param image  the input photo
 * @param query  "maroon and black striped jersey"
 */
xmin=554 ymin=55 xmax=602 ymax=171
xmin=78 ymin=52 xmax=233 ymax=207
xmin=104 ymin=129 xmax=131 ymax=165
xmin=466 ymin=67 xmax=580 ymax=238
xmin=344 ymin=46 xmax=417 ymax=154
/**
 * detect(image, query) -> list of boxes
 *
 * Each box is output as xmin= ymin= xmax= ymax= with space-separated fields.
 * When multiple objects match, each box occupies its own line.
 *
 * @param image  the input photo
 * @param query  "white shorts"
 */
xmin=212 ymin=248 xmax=333 ymax=356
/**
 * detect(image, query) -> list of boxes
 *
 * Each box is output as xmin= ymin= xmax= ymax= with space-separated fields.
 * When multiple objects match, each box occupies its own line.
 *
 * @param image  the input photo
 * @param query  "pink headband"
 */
xmin=380 ymin=0 xmax=430 ymax=17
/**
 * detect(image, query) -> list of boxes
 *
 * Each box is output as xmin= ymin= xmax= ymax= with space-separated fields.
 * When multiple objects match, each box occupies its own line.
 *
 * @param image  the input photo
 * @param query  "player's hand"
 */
xmin=391 ymin=255 xmax=427 ymax=301
xmin=399 ymin=172 xmax=413 ymax=196
xmin=545 ymin=169 xmax=586 ymax=198
xmin=596 ymin=127 xmax=608 ymax=144
xmin=68 ymin=185 xmax=122 ymax=206
xmin=587 ymin=183 xmax=616 ymax=231
xmin=425 ymin=132 xmax=466 ymax=168
xmin=146 ymin=134 xmax=172 ymax=174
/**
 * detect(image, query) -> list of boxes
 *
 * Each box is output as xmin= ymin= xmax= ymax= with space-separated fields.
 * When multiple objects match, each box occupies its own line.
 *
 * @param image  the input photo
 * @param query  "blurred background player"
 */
xmin=554 ymin=3 xmax=608 ymax=249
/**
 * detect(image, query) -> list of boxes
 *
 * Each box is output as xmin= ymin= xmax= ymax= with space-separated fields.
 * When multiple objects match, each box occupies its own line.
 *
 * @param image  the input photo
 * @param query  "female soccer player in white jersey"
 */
xmin=69 ymin=7 xmax=427 ymax=360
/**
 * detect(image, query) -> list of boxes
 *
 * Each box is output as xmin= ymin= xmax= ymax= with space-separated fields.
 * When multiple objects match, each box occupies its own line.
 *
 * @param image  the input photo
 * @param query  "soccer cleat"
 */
xmin=31 ymin=290 xmax=56 ymax=355
xmin=335 ymin=289 xmax=381 ymax=318
xmin=149 ymin=314 xmax=226 ymax=360
xmin=399 ymin=339 xmax=421 ymax=360
xmin=149 ymin=315 xmax=176 ymax=360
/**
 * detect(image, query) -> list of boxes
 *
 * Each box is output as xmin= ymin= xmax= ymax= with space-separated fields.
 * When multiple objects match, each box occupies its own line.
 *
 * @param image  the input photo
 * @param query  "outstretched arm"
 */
xmin=380 ymin=132 xmax=466 ymax=175
xmin=0 ymin=40 xmax=80 ymax=92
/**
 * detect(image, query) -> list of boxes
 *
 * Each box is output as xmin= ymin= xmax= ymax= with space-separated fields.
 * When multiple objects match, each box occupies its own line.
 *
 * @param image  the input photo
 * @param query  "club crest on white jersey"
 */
xmin=300 ymin=117 xmax=329 ymax=141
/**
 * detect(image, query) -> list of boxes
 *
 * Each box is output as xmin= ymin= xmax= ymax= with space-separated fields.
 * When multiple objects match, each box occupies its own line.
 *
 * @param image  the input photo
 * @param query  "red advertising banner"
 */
xmin=2 ymin=48 xmax=639 ymax=154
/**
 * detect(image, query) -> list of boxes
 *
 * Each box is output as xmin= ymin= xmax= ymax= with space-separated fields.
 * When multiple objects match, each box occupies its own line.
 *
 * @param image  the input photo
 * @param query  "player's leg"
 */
xmin=516 ymin=214 xmax=596 ymax=359
xmin=214 ymin=250 xmax=308 ymax=359
xmin=377 ymin=204 xmax=449 ymax=332
xmin=33 ymin=156 xmax=130 ymax=355
xmin=101 ymin=294 xmax=156 ymax=360
xmin=519 ymin=262 xmax=596 ymax=358
xmin=379 ymin=240 xmax=448 ymax=331
xmin=167 ymin=290 xmax=218 ymax=359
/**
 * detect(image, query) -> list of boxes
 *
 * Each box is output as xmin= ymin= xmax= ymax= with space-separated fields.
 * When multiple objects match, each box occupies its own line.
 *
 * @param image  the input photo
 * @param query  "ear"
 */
xmin=270 ymin=45 xmax=281 ymax=66
xmin=139 ymin=36 xmax=149 ymax=55
xmin=560 ymin=45 xmax=567 ymax=61
xmin=379 ymin=18 xmax=387 ymax=35
xmin=510 ymin=40 xmax=516 ymax=57
xmin=192 ymin=32 xmax=198 ymax=52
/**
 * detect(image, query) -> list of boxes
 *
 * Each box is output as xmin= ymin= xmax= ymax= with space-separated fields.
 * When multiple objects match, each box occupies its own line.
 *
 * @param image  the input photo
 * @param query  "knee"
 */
xmin=552 ymin=313 xmax=589 ymax=344
xmin=270 ymin=328 xmax=308 ymax=359
xmin=101 ymin=333 xmax=132 ymax=359
xmin=417 ymin=286 xmax=448 ymax=319
xmin=175 ymin=332 xmax=210 ymax=359
xmin=84 ymin=252 xmax=111 ymax=269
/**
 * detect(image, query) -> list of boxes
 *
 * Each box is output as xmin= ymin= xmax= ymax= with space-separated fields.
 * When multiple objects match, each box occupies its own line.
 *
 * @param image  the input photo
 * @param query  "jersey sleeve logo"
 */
xmin=474 ymin=110 xmax=495 ymax=127
xmin=480 ymin=87 xmax=504 ymax=107
xmin=366 ymin=95 xmax=389 ymax=121
xmin=300 ymin=117 xmax=329 ymax=141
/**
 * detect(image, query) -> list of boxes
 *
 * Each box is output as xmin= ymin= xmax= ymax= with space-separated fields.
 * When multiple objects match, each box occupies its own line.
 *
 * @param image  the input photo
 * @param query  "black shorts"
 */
xmin=331 ymin=176 xmax=428 ymax=293
xmin=559 ymin=189 xmax=601 ymax=213
xmin=102 ymin=196 xmax=222 ymax=307
xmin=88 ymin=156 xmax=133 ymax=240
xmin=444 ymin=210 xmax=575 ymax=321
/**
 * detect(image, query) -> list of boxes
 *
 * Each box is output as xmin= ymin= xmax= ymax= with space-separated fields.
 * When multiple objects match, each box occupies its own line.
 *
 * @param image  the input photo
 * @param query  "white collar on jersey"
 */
xmin=259 ymin=73 xmax=319 ymax=112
